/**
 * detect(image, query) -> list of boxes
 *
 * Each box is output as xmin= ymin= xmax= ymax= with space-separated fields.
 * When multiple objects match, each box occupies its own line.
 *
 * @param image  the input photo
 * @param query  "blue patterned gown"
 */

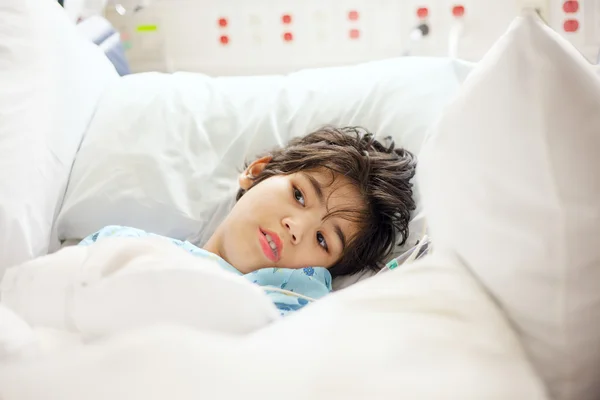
xmin=78 ymin=226 xmax=332 ymax=316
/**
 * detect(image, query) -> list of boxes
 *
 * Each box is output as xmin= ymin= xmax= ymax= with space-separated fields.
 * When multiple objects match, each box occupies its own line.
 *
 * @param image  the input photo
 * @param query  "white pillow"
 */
xmin=0 ymin=255 xmax=548 ymax=400
xmin=419 ymin=12 xmax=600 ymax=400
xmin=0 ymin=0 xmax=118 ymax=277
xmin=56 ymin=57 xmax=474 ymax=256
xmin=1 ymin=238 xmax=279 ymax=338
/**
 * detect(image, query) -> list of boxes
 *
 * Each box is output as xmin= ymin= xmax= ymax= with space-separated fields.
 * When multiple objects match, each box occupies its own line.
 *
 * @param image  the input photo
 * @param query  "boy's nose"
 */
xmin=283 ymin=218 xmax=302 ymax=244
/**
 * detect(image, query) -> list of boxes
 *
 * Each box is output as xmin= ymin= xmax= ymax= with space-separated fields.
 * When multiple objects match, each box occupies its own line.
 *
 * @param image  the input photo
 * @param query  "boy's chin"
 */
xmin=234 ymin=265 xmax=253 ymax=274
xmin=228 ymin=258 xmax=260 ymax=274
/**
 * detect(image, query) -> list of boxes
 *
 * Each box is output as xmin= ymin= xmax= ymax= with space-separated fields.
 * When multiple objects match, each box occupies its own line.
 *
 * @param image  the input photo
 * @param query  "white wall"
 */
xmin=64 ymin=0 xmax=108 ymax=21
xmin=92 ymin=0 xmax=598 ymax=75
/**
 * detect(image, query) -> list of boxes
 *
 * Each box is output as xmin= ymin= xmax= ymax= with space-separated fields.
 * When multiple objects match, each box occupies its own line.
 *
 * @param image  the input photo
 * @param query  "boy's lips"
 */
xmin=258 ymin=228 xmax=283 ymax=262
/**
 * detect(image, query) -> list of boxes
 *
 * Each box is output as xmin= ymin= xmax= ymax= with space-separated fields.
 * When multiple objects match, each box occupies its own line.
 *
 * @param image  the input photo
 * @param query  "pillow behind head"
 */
xmin=56 ymin=57 xmax=474 ymax=255
xmin=419 ymin=11 xmax=600 ymax=400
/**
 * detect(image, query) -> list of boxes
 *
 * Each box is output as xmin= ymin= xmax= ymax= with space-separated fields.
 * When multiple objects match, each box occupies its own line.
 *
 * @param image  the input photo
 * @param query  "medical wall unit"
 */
xmin=99 ymin=0 xmax=596 ymax=75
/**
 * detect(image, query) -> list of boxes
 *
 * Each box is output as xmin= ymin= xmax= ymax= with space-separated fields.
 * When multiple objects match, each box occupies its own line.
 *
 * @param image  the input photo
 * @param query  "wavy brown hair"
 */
xmin=237 ymin=126 xmax=417 ymax=277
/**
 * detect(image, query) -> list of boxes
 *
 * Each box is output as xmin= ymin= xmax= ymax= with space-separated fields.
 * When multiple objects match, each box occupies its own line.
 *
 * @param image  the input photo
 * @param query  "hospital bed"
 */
xmin=1 ymin=1 xmax=600 ymax=400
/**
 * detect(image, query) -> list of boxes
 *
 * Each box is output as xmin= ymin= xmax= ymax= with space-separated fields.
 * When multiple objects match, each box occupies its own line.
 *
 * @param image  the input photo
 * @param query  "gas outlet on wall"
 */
xmin=519 ymin=0 xmax=550 ymax=21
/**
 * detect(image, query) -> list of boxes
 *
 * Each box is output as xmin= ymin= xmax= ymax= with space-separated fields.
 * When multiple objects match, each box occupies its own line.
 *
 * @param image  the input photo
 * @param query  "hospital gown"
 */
xmin=78 ymin=226 xmax=332 ymax=316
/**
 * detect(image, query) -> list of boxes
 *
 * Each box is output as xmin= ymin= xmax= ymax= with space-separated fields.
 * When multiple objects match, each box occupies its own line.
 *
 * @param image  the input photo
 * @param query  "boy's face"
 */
xmin=204 ymin=157 xmax=364 ymax=273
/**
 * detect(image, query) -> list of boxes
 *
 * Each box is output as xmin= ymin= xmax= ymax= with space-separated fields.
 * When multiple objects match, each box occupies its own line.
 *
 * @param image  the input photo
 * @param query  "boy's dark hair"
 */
xmin=236 ymin=126 xmax=417 ymax=277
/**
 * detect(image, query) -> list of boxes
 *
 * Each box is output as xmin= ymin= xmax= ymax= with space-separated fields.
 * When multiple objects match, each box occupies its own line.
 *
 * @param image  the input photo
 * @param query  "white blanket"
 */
xmin=0 ymin=248 xmax=548 ymax=400
xmin=0 ymin=238 xmax=279 ymax=341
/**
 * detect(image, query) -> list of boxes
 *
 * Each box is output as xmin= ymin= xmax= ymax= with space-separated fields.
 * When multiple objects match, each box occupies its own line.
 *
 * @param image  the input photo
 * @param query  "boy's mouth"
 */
xmin=258 ymin=228 xmax=282 ymax=263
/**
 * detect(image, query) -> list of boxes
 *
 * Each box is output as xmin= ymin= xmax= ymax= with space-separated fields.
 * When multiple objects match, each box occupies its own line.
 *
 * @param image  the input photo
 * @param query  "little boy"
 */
xmin=80 ymin=126 xmax=417 ymax=314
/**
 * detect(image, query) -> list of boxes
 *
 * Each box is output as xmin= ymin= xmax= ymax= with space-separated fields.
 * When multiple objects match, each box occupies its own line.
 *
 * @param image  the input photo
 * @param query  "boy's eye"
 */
xmin=293 ymin=186 xmax=305 ymax=206
xmin=317 ymin=232 xmax=328 ymax=252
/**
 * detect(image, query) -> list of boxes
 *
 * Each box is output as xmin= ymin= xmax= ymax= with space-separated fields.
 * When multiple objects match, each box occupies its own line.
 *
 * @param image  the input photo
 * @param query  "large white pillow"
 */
xmin=56 ymin=57 xmax=473 ymax=256
xmin=0 ymin=0 xmax=118 ymax=277
xmin=0 ymin=254 xmax=548 ymax=400
xmin=419 ymin=12 xmax=600 ymax=400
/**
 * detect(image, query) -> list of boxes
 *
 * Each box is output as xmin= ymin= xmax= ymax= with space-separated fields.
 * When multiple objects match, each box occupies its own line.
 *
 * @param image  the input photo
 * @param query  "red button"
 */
xmin=219 ymin=35 xmax=229 ymax=45
xmin=218 ymin=18 xmax=227 ymax=28
xmin=282 ymin=14 xmax=292 ymax=24
xmin=452 ymin=5 xmax=465 ymax=17
xmin=348 ymin=10 xmax=359 ymax=21
xmin=563 ymin=0 xmax=579 ymax=13
xmin=417 ymin=7 xmax=429 ymax=19
xmin=564 ymin=19 xmax=579 ymax=32
xmin=349 ymin=29 xmax=360 ymax=39
xmin=283 ymin=32 xmax=293 ymax=41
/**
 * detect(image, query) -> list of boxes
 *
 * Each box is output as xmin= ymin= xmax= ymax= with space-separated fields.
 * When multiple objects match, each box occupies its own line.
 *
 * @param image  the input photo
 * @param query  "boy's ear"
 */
xmin=239 ymin=156 xmax=272 ymax=190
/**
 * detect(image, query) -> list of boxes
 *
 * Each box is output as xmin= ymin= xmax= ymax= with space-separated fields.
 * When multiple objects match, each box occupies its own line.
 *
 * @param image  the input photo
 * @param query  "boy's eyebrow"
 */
xmin=335 ymin=224 xmax=347 ymax=251
xmin=304 ymin=174 xmax=324 ymax=205
xmin=302 ymin=173 xmax=345 ymax=250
